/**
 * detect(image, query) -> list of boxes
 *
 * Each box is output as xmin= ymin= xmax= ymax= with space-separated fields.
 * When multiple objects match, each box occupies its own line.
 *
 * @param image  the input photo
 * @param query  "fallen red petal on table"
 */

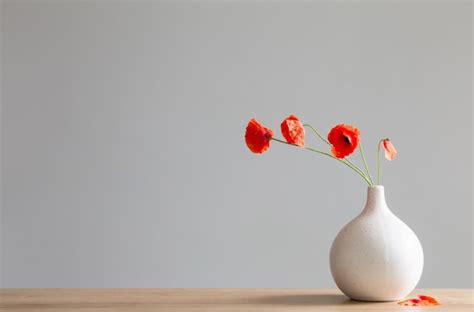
xmin=418 ymin=295 xmax=440 ymax=305
xmin=398 ymin=295 xmax=440 ymax=306
xmin=398 ymin=298 xmax=421 ymax=306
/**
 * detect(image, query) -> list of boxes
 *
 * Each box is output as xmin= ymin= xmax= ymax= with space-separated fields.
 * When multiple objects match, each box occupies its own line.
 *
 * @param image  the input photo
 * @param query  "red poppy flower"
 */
xmin=245 ymin=118 xmax=274 ymax=154
xmin=327 ymin=124 xmax=360 ymax=158
xmin=398 ymin=295 xmax=440 ymax=306
xmin=281 ymin=115 xmax=305 ymax=147
xmin=382 ymin=139 xmax=397 ymax=161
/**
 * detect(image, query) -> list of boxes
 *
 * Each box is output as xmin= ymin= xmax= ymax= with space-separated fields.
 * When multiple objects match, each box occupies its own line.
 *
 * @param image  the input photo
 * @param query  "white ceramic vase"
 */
xmin=330 ymin=186 xmax=423 ymax=301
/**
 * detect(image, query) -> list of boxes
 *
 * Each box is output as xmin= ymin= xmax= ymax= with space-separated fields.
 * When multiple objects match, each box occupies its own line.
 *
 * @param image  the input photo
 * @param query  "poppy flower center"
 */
xmin=343 ymin=135 xmax=351 ymax=145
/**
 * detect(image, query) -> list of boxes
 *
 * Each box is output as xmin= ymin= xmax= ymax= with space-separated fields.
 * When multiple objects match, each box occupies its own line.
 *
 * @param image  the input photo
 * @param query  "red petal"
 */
xmin=327 ymin=124 xmax=360 ymax=158
xmin=398 ymin=298 xmax=421 ymax=306
xmin=280 ymin=115 xmax=305 ymax=147
xmin=398 ymin=295 xmax=441 ymax=306
xmin=382 ymin=139 xmax=397 ymax=161
xmin=245 ymin=118 xmax=273 ymax=154
xmin=419 ymin=295 xmax=441 ymax=305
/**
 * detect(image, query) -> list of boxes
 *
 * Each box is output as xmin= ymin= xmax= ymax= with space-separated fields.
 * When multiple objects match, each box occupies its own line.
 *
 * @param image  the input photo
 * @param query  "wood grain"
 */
xmin=0 ymin=289 xmax=472 ymax=311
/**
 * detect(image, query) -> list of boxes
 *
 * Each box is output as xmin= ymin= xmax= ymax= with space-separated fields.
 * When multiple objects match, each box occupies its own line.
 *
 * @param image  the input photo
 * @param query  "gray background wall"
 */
xmin=1 ymin=1 xmax=472 ymax=288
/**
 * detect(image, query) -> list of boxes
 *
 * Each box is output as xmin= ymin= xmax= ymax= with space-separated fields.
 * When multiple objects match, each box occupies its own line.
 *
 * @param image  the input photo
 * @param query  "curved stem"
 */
xmin=377 ymin=139 xmax=383 ymax=185
xmin=359 ymin=142 xmax=374 ymax=186
xmin=344 ymin=158 xmax=370 ymax=182
xmin=271 ymin=138 xmax=372 ymax=185
xmin=303 ymin=124 xmax=329 ymax=144
xmin=305 ymin=147 xmax=372 ymax=186
xmin=303 ymin=123 xmax=371 ymax=183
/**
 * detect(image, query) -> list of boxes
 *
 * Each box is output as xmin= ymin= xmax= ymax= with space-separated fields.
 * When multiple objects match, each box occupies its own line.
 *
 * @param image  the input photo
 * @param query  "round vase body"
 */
xmin=330 ymin=186 xmax=423 ymax=301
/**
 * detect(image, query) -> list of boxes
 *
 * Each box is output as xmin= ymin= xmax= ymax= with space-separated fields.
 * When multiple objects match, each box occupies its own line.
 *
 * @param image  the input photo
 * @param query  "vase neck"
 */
xmin=362 ymin=186 xmax=389 ymax=214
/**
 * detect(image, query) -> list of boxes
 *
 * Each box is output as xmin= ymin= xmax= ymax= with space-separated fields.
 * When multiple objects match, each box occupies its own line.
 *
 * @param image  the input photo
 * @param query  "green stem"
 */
xmin=303 ymin=124 xmax=371 ymax=183
xmin=305 ymin=147 xmax=372 ymax=186
xmin=271 ymin=138 xmax=372 ymax=186
xmin=303 ymin=124 xmax=330 ymax=145
xmin=377 ymin=139 xmax=383 ymax=185
xmin=344 ymin=158 xmax=370 ymax=182
xmin=359 ymin=143 xmax=374 ymax=186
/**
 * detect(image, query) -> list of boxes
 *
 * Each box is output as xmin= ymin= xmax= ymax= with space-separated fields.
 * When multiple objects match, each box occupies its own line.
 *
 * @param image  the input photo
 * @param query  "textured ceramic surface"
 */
xmin=330 ymin=186 xmax=423 ymax=301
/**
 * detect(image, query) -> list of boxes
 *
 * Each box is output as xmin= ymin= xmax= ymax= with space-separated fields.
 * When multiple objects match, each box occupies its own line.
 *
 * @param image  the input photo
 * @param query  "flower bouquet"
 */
xmin=244 ymin=115 xmax=427 ymax=303
xmin=245 ymin=115 xmax=397 ymax=185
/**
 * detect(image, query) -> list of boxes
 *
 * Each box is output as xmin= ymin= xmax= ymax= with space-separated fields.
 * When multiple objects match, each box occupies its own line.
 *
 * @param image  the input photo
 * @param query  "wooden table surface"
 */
xmin=0 ymin=289 xmax=472 ymax=311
